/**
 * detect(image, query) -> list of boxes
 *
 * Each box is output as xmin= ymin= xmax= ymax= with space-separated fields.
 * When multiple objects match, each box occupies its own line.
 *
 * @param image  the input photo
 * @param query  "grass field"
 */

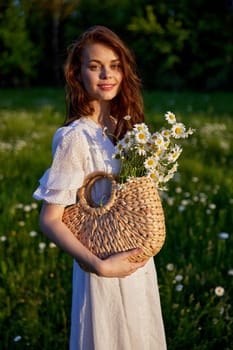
xmin=0 ymin=88 xmax=232 ymax=349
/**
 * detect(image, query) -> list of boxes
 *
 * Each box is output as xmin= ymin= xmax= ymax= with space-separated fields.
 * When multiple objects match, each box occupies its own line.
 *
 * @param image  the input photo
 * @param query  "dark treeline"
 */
xmin=0 ymin=0 xmax=232 ymax=91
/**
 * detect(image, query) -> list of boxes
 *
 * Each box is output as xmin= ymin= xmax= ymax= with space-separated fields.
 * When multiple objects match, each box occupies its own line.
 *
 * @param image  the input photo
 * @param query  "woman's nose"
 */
xmin=100 ymin=66 xmax=111 ymax=79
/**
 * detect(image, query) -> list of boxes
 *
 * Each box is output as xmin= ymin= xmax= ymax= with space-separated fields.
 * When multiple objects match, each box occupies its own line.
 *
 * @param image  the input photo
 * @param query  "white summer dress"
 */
xmin=33 ymin=118 xmax=167 ymax=350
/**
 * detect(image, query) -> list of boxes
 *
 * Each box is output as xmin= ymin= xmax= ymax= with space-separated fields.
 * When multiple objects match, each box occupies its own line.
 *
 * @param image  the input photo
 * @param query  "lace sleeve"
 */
xmin=33 ymin=126 xmax=86 ymax=206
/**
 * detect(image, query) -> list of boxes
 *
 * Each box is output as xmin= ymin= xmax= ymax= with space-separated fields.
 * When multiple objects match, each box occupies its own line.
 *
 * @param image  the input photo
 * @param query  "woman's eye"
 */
xmin=111 ymin=63 xmax=121 ymax=70
xmin=89 ymin=64 xmax=100 ymax=71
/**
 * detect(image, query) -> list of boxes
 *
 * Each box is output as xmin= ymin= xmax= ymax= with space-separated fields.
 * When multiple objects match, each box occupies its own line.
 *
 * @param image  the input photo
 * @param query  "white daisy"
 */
xmin=135 ymin=143 xmax=147 ymax=156
xmin=144 ymin=156 xmax=158 ymax=170
xmin=185 ymin=127 xmax=195 ymax=137
xmin=168 ymin=162 xmax=179 ymax=175
xmin=151 ymin=132 xmax=165 ymax=148
xmin=163 ymin=172 xmax=175 ymax=183
xmin=167 ymin=144 xmax=182 ymax=162
xmin=214 ymin=286 xmax=225 ymax=297
xmin=114 ymin=140 xmax=125 ymax=154
xmin=147 ymin=169 xmax=160 ymax=182
xmin=133 ymin=123 xmax=149 ymax=133
xmin=123 ymin=115 xmax=131 ymax=121
xmin=134 ymin=130 xmax=150 ymax=144
xmin=171 ymin=123 xmax=186 ymax=139
xmin=122 ymin=132 xmax=133 ymax=149
xmin=165 ymin=111 xmax=176 ymax=124
xmin=161 ymin=129 xmax=171 ymax=139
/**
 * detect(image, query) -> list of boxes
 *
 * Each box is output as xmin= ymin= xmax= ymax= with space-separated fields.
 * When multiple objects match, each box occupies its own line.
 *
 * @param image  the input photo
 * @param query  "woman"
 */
xmin=33 ymin=25 xmax=166 ymax=350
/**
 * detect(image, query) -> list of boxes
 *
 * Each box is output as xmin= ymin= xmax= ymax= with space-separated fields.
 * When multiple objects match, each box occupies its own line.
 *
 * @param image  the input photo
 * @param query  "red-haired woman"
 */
xmin=33 ymin=26 xmax=166 ymax=350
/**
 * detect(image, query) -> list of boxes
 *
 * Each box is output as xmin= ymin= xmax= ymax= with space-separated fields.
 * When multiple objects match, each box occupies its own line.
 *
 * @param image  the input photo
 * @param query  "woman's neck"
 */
xmin=88 ymin=100 xmax=115 ymax=132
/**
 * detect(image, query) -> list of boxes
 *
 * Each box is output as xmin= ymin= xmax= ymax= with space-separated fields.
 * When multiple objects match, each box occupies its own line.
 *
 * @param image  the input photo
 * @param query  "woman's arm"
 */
xmin=39 ymin=202 xmax=148 ymax=278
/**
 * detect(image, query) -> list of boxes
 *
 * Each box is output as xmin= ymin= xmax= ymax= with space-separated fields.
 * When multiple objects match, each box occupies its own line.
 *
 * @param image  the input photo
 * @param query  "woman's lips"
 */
xmin=98 ymin=84 xmax=116 ymax=90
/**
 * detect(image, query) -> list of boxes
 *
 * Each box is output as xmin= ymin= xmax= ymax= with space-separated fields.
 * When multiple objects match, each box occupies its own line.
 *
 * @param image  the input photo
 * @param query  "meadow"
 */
xmin=0 ymin=88 xmax=232 ymax=349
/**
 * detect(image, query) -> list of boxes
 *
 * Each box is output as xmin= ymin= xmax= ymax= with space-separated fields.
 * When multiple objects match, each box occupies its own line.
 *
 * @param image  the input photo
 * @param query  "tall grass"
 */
xmin=0 ymin=88 xmax=232 ymax=349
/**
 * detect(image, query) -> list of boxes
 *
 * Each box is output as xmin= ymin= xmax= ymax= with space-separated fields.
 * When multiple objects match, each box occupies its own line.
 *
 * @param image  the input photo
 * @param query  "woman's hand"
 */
xmin=94 ymin=248 xmax=149 ymax=278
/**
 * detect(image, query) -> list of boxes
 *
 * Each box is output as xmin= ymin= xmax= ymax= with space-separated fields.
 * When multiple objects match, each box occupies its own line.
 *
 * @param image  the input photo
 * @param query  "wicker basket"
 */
xmin=62 ymin=171 xmax=166 ymax=263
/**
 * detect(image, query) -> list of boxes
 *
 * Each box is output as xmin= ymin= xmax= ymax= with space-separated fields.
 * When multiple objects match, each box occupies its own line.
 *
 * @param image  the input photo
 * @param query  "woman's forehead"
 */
xmin=81 ymin=43 xmax=120 ymax=62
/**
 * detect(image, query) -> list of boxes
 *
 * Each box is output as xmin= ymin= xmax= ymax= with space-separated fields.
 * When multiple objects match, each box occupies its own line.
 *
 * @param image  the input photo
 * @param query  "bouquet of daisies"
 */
xmin=113 ymin=111 xmax=195 ymax=190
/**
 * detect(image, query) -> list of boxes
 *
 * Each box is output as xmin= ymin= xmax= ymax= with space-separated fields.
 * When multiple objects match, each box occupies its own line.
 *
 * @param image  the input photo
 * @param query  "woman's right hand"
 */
xmin=94 ymin=248 xmax=149 ymax=278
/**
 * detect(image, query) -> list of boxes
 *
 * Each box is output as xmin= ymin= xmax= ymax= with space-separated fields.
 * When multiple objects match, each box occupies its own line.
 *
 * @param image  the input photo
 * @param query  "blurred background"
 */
xmin=0 ymin=0 xmax=232 ymax=91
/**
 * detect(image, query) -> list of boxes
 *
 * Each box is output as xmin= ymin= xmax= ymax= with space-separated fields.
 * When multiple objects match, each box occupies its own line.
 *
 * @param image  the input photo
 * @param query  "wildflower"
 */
xmin=23 ymin=205 xmax=31 ymax=212
xmin=186 ymin=127 xmax=195 ymax=137
xmin=178 ymin=205 xmax=185 ymax=212
xmin=167 ymin=144 xmax=182 ymax=163
xmin=165 ymin=111 xmax=176 ymax=124
xmin=163 ymin=172 xmax=175 ymax=183
xmin=171 ymin=123 xmax=186 ymax=139
xmin=161 ymin=129 xmax=171 ymax=138
xmin=122 ymin=133 xmax=133 ymax=148
xmin=175 ymin=187 xmax=182 ymax=193
xmin=136 ymin=143 xmax=147 ymax=156
xmin=168 ymin=162 xmax=178 ymax=175
xmin=144 ymin=157 xmax=158 ymax=170
xmin=175 ymin=284 xmax=184 ymax=292
xmin=147 ymin=170 xmax=160 ymax=184
xmin=134 ymin=130 xmax=150 ymax=144
xmin=133 ymin=123 xmax=149 ymax=133
xmin=29 ymin=230 xmax=37 ymax=237
xmin=14 ymin=335 xmax=22 ymax=342
xmin=15 ymin=140 xmax=27 ymax=152
xmin=18 ymin=221 xmax=25 ymax=226
xmin=218 ymin=232 xmax=229 ymax=240
xmin=49 ymin=242 xmax=57 ymax=248
xmin=154 ymin=148 xmax=163 ymax=158
xmin=113 ymin=111 xmax=194 ymax=189
xmin=39 ymin=242 xmax=46 ymax=251
xmin=166 ymin=197 xmax=175 ymax=206
xmin=166 ymin=263 xmax=175 ymax=271
xmin=31 ymin=202 xmax=38 ymax=209
xmin=0 ymin=236 xmax=7 ymax=242
xmin=181 ymin=199 xmax=191 ymax=206
xmin=114 ymin=140 xmax=124 ymax=154
xmin=227 ymin=269 xmax=233 ymax=276
xmin=175 ymin=274 xmax=183 ymax=282
xmin=214 ymin=286 xmax=225 ymax=297
xmin=151 ymin=132 xmax=164 ymax=148
xmin=15 ymin=203 xmax=24 ymax=209
xmin=123 ymin=115 xmax=131 ymax=121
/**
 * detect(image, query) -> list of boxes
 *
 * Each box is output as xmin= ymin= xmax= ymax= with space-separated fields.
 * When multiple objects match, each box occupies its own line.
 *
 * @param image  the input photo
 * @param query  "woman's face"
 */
xmin=79 ymin=43 xmax=123 ymax=101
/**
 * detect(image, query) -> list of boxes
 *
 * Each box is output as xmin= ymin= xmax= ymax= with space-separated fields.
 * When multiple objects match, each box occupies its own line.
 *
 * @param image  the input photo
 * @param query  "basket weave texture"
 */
xmin=62 ymin=171 xmax=166 ymax=263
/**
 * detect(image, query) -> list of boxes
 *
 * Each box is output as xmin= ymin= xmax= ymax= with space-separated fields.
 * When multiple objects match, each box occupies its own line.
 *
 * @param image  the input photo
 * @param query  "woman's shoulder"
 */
xmin=52 ymin=119 xmax=88 ymax=153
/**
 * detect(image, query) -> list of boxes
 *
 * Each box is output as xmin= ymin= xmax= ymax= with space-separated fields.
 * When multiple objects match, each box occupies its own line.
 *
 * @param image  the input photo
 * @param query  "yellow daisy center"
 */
xmin=138 ymin=133 xmax=146 ymax=140
xmin=147 ymin=159 xmax=154 ymax=166
xmin=149 ymin=173 xmax=158 ymax=180
xmin=175 ymin=127 xmax=182 ymax=134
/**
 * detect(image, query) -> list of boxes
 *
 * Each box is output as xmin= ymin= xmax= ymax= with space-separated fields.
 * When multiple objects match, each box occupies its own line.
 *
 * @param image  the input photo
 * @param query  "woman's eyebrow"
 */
xmin=88 ymin=58 xmax=120 ymax=64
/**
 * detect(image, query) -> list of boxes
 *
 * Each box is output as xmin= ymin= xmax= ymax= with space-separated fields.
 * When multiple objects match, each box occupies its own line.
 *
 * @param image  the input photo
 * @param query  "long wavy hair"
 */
xmin=64 ymin=25 xmax=144 ymax=140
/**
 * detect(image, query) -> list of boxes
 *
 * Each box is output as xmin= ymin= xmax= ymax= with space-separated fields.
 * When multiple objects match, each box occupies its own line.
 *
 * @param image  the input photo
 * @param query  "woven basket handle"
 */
xmin=78 ymin=171 xmax=117 ymax=211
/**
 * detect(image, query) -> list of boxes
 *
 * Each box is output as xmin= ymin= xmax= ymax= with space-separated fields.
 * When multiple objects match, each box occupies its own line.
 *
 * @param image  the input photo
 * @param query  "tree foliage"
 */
xmin=0 ymin=0 xmax=39 ymax=86
xmin=0 ymin=0 xmax=232 ymax=90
